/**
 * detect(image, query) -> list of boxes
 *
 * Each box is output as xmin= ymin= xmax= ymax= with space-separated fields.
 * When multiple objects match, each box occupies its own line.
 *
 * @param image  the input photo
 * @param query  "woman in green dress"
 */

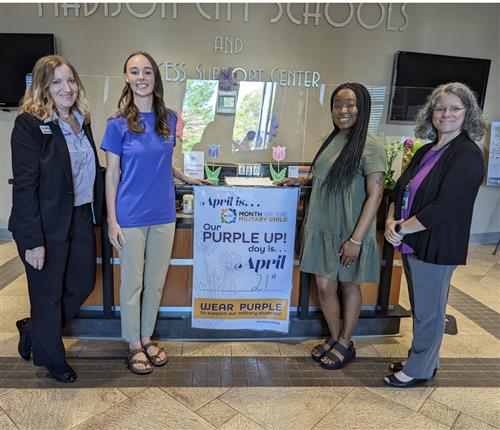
xmin=278 ymin=83 xmax=387 ymax=369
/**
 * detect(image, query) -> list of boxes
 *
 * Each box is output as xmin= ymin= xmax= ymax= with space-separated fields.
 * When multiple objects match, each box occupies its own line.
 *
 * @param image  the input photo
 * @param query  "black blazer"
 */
xmin=8 ymin=112 xmax=104 ymax=250
xmin=394 ymin=132 xmax=484 ymax=265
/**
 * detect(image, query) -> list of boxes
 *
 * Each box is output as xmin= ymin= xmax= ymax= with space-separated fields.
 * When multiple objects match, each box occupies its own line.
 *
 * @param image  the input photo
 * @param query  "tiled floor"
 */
xmin=0 ymin=241 xmax=499 ymax=429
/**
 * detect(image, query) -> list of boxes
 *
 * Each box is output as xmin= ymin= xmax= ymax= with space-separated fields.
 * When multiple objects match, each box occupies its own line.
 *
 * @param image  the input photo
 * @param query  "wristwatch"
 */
xmin=395 ymin=224 xmax=406 ymax=236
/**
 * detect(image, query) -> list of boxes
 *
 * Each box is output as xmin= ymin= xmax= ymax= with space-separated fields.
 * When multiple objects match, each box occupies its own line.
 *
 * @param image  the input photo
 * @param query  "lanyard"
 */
xmin=405 ymin=142 xmax=452 ymax=191
xmin=402 ymin=142 xmax=451 ymax=209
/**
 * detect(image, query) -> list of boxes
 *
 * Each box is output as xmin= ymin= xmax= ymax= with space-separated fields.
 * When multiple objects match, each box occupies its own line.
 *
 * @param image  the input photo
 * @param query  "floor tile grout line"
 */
xmin=65 ymin=390 xmax=131 ymax=430
xmin=0 ymin=400 xmax=21 ymax=430
xmin=306 ymin=387 xmax=352 ymax=430
xmin=361 ymin=386 xmax=460 ymax=428
xmin=194 ymin=398 xmax=237 ymax=427
xmin=116 ymin=386 xmax=140 ymax=400
xmin=204 ymin=387 xmax=233 ymax=412
xmin=228 ymin=412 xmax=265 ymax=430
xmin=425 ymin=396 xmax=499 ymax=429
xmin=420 ymin=393 xmax=460 ymax=428
xmin=77 ymin=387 xmax=192 ymax=429
xmin=450 ymin=412 xmax=462 ymax=429
xmin=414 ymin=386 xmax=436 ymax=414
xmin=312 ymin=386 xmax=358 ymax=427
xmin=455 ymin=410 xmax=500 ymax=430
xmin=161 ymin=390 xmax=217 ymax=428
xmin=448 ymin=407 xmax=462 ymax=429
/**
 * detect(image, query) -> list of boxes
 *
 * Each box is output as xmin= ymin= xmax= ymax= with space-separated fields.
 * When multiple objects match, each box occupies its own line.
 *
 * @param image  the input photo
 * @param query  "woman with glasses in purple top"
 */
xmin=384 ymin=82 xmax=486 ymax=387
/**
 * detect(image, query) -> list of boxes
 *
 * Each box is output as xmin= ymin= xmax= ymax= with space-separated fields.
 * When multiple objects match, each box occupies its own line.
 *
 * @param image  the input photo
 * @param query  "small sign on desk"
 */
xmin=184 ymin=151 xmax=204 ymax=179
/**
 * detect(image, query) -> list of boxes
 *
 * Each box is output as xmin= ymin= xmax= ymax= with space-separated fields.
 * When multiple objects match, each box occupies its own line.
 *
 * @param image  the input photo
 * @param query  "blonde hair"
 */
xmin=20 ymin=55 xmax=90 ymax=122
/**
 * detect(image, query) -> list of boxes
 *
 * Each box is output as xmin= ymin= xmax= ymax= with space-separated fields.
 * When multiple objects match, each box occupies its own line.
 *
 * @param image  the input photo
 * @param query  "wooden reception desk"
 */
xmin=84 ymin=227 xmax=403 ymax=310
xmin=75 ymin=186 xmax=409 ymax=339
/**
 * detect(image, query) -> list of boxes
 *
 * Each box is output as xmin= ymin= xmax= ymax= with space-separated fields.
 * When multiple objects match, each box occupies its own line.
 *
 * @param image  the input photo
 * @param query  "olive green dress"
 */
xmin=300 ymin=133 xmax=387 ymax=283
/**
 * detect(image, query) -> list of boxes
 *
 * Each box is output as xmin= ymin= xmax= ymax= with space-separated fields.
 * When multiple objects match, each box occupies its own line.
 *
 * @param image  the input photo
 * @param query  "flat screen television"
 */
xmin=0 ymin=33 xmax=55 ymax=109
xmin=387 ymin=51 xmax=491 ymax=123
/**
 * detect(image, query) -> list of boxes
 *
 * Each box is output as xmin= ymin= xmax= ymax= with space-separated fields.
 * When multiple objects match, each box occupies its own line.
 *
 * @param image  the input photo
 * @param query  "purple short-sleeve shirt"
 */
xmin=101 ymin=112 xmax=177 ymax=228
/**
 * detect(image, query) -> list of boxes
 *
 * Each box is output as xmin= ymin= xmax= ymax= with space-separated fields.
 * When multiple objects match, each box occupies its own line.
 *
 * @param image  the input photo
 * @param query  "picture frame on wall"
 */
xmin=216 ymin=90 xmax=237 ymax=114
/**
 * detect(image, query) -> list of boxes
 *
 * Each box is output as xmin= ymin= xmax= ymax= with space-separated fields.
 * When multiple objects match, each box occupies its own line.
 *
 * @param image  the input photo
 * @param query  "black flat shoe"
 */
xmin=384 ymin=373 xmax=428 ymax=388
xmin=16 ymin=318 xmax=31 ymax=361
xmin=47 ymin=365 xmax=77 ymax=383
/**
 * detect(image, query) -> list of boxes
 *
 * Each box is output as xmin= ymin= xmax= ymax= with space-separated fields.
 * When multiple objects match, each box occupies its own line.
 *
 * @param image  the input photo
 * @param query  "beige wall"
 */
xmin=1 ymin=3 xmax=499 ymax=237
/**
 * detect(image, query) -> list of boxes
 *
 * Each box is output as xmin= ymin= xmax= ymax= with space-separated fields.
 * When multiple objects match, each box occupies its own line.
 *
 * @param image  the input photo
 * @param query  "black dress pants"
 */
xmin=18 ymin=204 xmax=96 ymax=369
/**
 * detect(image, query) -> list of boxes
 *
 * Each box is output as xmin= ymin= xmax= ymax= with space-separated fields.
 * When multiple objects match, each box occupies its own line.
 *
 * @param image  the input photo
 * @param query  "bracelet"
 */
xmin=349 ymin=237 xmax=362 ymax=245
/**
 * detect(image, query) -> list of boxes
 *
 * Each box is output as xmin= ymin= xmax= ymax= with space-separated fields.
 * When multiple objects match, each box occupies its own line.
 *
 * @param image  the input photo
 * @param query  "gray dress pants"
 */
xmin=402 ymin=254 xmax=456 ymax=379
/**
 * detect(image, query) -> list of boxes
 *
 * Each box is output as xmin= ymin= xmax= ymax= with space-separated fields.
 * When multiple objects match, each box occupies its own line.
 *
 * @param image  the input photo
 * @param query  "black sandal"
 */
xmin=142 ymin=341 xmax=168 ymax=367
xmin=320 ymin=341 xmax=356 ymax=370
xmin=384 ymin=373 xmax=428 ymax=388
xmin=126 ymin=348 xmax=153 ymax=375
xmin=389 ymin=362 xmax=438 ymax=378
xmin=311 ymin=337 xmax=336 ymax=362
xmin=389 ymin=361 xmax=404 ymax=372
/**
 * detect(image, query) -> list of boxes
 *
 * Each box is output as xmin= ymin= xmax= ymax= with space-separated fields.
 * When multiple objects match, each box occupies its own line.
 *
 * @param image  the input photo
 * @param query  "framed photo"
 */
xmin=216 ymin=90 xmax=237 ymax=114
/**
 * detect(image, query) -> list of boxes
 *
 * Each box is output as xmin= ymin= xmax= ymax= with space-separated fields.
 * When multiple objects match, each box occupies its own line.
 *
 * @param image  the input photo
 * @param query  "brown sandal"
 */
xmin=142 ymin=342 xmax=168 ymax=367
xmin=126 ymin=348 xmax=153 ymax=375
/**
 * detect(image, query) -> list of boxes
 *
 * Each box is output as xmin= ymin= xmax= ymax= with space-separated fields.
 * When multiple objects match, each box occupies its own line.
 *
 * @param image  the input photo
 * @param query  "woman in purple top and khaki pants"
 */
xmin=101 ymin=51 xmax=206 ymax=375
xmin=384 ymin=82 xmax=486 ymax=388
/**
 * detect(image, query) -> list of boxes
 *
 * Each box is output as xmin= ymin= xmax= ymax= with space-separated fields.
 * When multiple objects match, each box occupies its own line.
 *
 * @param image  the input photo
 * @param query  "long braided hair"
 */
xmin=310 ymin=83 xmax=371 ymax=194
xmin=117 ymin=51 xmax=172 ymax=139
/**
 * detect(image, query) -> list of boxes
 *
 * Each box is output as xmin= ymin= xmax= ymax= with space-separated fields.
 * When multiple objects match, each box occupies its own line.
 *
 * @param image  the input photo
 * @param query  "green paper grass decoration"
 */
xmin=204 ymin=163 xmax=221 ymax=183
xmin=269 ymin=163 xmax=287 ymax=181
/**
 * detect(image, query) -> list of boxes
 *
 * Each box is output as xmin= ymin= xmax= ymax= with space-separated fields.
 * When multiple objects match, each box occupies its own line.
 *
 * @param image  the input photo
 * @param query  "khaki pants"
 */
xmin=118 ymin=222 xmax=175 ymax=342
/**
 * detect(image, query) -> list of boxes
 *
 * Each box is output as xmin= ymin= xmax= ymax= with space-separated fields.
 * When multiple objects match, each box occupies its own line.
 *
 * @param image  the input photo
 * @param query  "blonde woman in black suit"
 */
xmin=9 ymin=55 xmax=103 ymax=383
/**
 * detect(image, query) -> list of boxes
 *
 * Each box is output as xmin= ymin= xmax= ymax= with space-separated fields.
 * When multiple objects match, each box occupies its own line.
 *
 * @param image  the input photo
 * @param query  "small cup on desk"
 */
xmin=183 ymin=194 xmax=194 ymax=214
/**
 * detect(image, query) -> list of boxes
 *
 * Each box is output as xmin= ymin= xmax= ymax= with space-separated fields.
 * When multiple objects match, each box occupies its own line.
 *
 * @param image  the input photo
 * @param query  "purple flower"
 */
xmin=403 ymin=138 xmax=414 ymax=149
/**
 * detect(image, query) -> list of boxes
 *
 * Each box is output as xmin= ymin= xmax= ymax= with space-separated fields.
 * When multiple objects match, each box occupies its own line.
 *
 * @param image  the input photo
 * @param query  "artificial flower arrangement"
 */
xmin=205 ymin=144 xmax=221 ymax=183
xmin=401 ymin=138 xmax=424 ymax=171
xmin=270 ymin=145 xmax=287 ymax=181
xmin=377 ymin=134 xmax=425 ymax=188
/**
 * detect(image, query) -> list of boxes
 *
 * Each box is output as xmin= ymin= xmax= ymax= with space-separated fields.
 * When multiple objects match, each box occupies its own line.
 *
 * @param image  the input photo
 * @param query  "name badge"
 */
xmin=39 ymin=125 xmax=52 ymax=135
xmin=402 ymin=190 xmax=409 ymax=210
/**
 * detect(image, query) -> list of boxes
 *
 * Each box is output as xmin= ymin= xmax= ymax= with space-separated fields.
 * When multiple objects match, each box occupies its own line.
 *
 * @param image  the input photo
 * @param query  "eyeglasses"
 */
xmin=433 ymin=106 xmax=466 ymax=114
